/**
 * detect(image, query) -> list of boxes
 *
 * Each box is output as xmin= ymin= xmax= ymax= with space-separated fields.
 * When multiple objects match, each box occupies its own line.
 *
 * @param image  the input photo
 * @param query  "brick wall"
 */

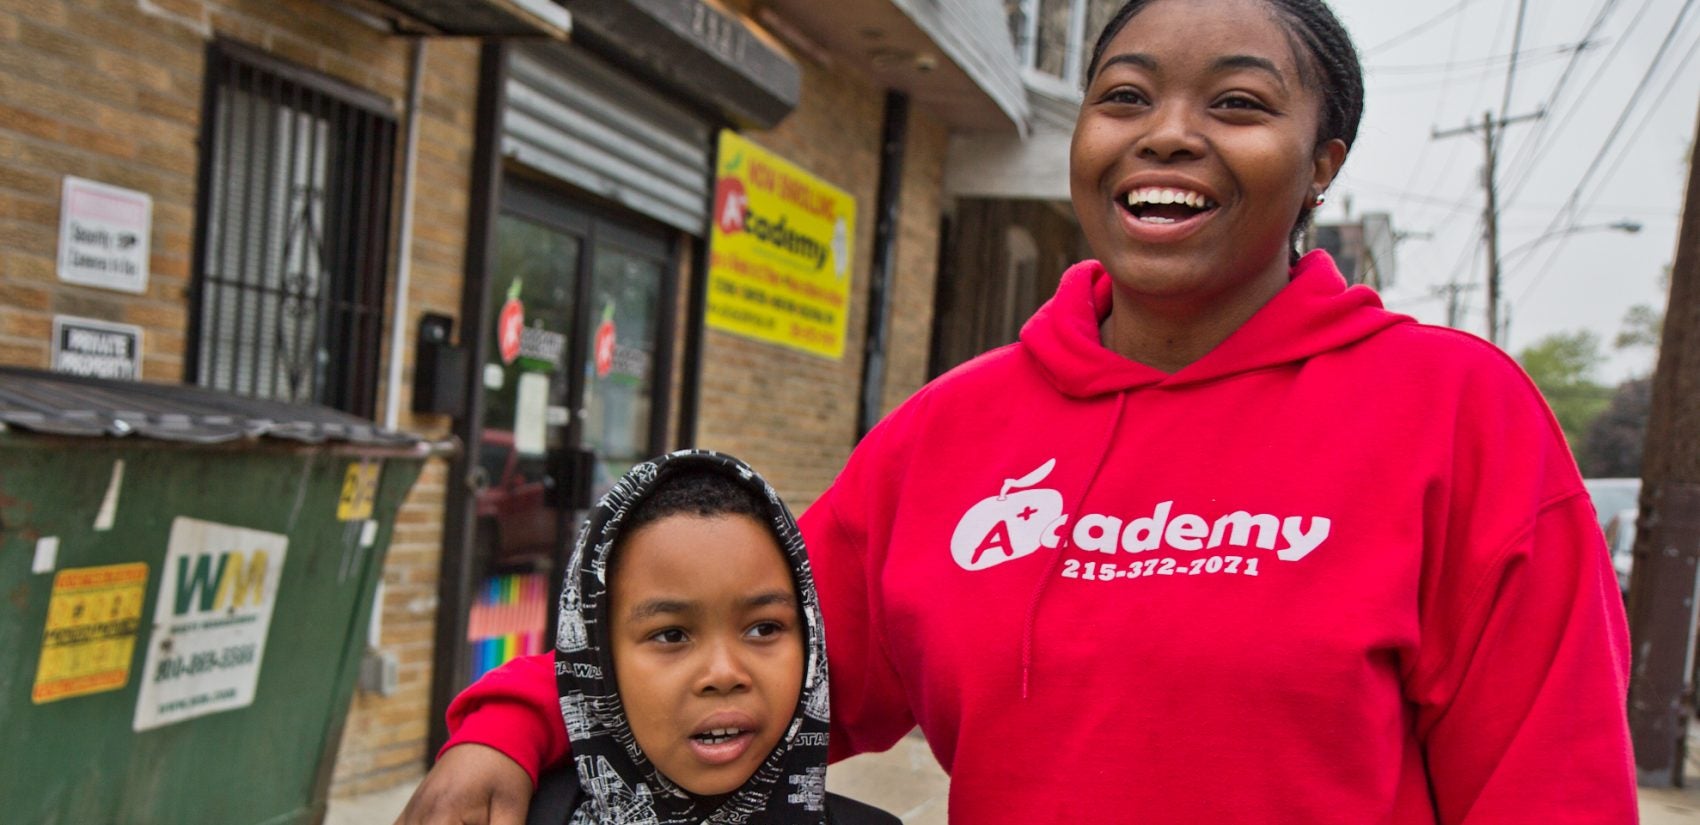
xmin=0 ymin=0 xmax=480 ymax=798
xmin=882 ymin=108 xmax=949 ymax=419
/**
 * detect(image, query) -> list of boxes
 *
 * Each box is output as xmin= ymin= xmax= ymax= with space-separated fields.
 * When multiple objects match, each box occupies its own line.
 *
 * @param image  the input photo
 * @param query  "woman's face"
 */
xmin=1070 ymin=0 xmax=1346 ymax=312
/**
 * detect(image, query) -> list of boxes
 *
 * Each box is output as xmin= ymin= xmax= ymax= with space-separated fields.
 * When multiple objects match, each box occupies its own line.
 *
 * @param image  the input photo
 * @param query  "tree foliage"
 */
xmin=1517 ymin=331 xmax=1613 ymax=449
xmin=1579 ymin=378 xmax=1651 ymax=477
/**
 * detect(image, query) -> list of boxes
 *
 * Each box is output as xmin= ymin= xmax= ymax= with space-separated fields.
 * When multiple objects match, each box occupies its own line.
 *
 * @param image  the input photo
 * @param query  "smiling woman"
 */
xmin=409 ymin=2 xmax=1636 ymax=823
xmin=1073 ymin=0 xmax=1354 ymax=372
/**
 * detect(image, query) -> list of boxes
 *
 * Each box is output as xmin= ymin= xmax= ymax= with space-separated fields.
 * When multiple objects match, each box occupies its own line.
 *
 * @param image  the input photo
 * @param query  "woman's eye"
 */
xmin=1105 ymin=88 xmax=1147 ymax=106
xmin=746 ymin=620 xmax=786 ymax=639
xmin=1216 ymin=95 xmax=1268 ymax=111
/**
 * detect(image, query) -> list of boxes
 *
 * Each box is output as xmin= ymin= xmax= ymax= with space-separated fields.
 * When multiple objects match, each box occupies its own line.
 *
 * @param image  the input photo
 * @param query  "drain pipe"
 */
xmin=383 ymin=37 xmax=427 ymax=431
xmin=361 ymin=36 xmax=425 ymax=697
xmin=856 ymin=90 xmax=910 ymax=439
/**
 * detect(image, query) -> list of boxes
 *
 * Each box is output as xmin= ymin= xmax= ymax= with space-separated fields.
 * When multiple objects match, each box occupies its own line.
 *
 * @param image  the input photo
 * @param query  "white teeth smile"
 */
xmin=1125 ymin=187 xmax=1216 ymax=210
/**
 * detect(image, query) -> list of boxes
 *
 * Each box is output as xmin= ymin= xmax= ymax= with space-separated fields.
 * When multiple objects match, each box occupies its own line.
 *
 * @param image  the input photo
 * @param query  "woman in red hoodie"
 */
xmin=401 ymin=0 xmax=1635 ymax=822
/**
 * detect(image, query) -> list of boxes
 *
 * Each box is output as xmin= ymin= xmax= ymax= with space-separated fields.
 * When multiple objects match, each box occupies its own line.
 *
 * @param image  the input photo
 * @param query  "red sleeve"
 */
xmin=1404 ymin=363 xmax=1635 ymax=822
xmin=802 ymin=418 xmax=920 ymax=763
xmin=439 ymin=652 xmax=567 ymax=785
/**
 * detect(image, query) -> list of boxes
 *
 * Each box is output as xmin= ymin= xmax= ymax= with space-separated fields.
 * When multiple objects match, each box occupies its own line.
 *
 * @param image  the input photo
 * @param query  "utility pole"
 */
xmin=1430 ymin=282 xmax=1477 ymax=328
xmin=1626 ymin=101 xmax=1700 ymax=788
xmin=1433 ymin=109 xmax=1543 ymax=346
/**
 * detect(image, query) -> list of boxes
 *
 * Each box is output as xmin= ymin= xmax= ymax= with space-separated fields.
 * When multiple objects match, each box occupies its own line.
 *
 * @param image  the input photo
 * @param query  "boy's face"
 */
xmin=609 ymin=513 xmax=804 ymax=796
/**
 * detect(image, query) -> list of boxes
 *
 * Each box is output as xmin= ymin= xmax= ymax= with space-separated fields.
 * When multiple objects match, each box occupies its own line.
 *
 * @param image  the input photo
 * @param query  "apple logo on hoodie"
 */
xmin=950 ymin=459 xmax=1065 ymax=571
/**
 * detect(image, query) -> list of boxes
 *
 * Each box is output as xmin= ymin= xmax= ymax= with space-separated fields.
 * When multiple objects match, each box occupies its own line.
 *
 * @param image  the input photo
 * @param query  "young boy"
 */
xmin=504 ymin=450 xmax=896 ymax=824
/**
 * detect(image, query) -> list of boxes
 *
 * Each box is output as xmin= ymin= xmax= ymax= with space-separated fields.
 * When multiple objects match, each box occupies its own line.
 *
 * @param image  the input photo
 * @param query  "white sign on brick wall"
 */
xmin=57 ymin=176 xmax=151 ymax=294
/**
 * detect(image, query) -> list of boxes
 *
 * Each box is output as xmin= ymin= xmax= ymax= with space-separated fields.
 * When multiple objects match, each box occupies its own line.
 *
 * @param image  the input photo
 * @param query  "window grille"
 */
xmin=188 ymin=42 xmax=398 ymax=417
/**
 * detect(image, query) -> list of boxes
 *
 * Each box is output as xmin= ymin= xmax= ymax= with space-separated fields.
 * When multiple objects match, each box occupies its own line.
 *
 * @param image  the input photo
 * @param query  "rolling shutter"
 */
xmin=503 ymin=44 xmax=713 ymax=235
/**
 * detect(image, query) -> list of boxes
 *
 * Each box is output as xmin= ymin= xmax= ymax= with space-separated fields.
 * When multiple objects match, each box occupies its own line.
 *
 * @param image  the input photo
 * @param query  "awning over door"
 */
xmin=357 ymin=0 xmax=571 ymax=38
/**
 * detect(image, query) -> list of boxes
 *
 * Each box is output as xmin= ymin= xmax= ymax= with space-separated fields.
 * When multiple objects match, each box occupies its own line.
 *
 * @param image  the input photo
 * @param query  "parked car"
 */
xmin=1583 ymin=477 xmax=1641 ymax=596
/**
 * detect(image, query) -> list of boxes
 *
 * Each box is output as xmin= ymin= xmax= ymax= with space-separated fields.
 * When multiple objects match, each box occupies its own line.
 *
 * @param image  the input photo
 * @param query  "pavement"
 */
xmin=330 ymin=730 xmax=1700 ymax=824
xmin=329 ymin=729 xmax=949 ymax=824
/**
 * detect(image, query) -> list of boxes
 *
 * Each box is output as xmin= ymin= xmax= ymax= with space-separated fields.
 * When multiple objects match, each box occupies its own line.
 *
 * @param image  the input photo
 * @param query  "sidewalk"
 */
xmin=331 ymin=733 xmax=1700 ymax=824
xmin=329 ymin=730 xmax=948 ymax=824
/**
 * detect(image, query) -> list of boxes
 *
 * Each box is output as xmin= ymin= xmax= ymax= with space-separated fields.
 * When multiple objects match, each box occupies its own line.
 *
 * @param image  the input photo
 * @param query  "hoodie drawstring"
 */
xmin=1018 ymin=390 xmax=1128 ymax=699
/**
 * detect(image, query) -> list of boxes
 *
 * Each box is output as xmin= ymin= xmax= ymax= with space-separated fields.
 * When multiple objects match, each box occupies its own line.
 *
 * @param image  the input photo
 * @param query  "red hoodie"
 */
xmin=444 ymin=254 xmax=1635 ymax=823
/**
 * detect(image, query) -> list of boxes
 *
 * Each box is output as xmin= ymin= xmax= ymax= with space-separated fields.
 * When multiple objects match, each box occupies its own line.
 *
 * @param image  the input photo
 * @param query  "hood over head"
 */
xmin=555 ymin=450 xmax=831 ymax=825
xmin=1020 ymin=251 xmax=1410 ymax=398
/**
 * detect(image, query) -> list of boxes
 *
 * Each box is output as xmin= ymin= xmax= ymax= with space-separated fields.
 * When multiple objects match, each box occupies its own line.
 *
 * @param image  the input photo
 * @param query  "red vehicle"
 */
xmin=474 ymin=428 xmax=558 ymax=565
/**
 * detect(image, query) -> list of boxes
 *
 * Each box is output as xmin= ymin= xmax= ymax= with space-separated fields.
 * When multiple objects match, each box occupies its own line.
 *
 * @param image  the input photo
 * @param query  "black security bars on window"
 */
xmin=187 ymin=41 xmax=397 ymax=418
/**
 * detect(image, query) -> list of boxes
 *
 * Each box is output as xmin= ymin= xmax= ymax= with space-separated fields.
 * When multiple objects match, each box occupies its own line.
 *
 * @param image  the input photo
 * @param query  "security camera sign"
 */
xmin=58 ymin=176 xmax=150 ymax=294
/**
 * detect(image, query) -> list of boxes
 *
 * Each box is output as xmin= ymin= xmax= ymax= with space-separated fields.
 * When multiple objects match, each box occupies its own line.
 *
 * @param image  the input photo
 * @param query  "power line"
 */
xmin=1497 ymin=0 xmax=1533 ymax=131
xmin=1499 ymin=0 xmax=1645 ymax=205
xmin=1383 ymin=0 xmax=1501 ymax=233
xmin=1516 ymin=0 xmax=1700 ymax=303
xmin=1366 ymin=41 xmax=1594 ymax=75
xmin=1364 ymin=0 xmax=1486 ymax=56
xmin=1585 ymin=26 xmax=1700 ymax=214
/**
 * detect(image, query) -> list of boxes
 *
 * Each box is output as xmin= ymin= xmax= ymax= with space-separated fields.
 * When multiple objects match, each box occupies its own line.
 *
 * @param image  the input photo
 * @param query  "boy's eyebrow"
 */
xmin=627 ymin=598 xmax=694 ymax=621
xmin=623 ymin=591 xmax=797 ymax=620
xmin=745 ymin=591 xmax=797 ymax=609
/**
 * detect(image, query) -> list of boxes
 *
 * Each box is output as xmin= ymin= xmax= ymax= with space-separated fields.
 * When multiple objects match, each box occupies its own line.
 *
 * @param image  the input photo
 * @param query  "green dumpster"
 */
xmin=0 ymin=367 xmax=445 ymax=825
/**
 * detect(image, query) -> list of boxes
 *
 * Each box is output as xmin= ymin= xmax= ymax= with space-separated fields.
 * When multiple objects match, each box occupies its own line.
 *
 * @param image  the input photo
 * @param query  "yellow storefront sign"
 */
xmin=33 ymin=562 xmax=148 ymax=704
xmin=706 ymin=130 xmax=856 ymax=359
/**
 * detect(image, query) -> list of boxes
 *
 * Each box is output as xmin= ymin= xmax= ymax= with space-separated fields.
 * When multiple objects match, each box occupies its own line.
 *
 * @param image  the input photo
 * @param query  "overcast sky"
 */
xmin=1317 ymin=0 xmax=1699 ymax=384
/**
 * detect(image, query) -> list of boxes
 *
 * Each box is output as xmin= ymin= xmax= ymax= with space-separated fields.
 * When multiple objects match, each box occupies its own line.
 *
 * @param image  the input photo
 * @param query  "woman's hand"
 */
xmin=394 ymin=743 xmax=533 ymax=825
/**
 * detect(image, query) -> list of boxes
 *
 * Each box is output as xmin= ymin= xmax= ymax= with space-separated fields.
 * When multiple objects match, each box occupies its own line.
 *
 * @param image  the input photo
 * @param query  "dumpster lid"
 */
xmin=0 ymin=367 xmax=432 ymax=448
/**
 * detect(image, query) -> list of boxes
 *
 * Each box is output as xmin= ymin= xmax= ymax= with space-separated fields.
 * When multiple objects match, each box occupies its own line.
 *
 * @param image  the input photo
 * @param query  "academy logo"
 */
xmin=949 ymin=460 xmax=1334 ymax=573
xmin=949 ymin=459 xmax=1065 ymax=571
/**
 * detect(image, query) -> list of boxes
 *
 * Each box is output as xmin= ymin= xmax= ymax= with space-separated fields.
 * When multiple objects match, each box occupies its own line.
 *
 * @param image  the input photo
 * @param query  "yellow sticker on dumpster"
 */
xmin=338 ymin=460 xmax=381 ymax=521
xmin=33 ymin=562 xmax=148 ymax=704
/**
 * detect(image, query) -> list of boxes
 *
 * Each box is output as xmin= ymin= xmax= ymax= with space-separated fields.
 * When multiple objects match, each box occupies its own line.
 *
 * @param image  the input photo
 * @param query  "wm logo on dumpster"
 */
xmin=134 ymin=517 xmax=289 ymax=731
xmin=172 ymin=550 xmax=271 ymax=616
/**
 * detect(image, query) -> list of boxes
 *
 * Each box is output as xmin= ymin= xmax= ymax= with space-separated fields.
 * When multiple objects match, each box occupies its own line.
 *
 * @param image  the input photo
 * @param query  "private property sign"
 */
xmin=706 ymin=130 xmax=855 ymax=359
xmin=52 ymin=316 xmax=142 ymax=380
xmin=58 ymin=176 xmax=150 ymax=294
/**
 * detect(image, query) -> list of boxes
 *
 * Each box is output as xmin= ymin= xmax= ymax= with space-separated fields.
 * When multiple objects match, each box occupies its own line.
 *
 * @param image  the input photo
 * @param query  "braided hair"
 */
xmin=1083 ymin=0 xmax=1365 ymax=259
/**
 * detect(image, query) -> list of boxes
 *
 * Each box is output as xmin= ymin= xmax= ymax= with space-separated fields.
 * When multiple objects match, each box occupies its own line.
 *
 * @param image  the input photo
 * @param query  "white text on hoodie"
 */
xmin=949 ymin=460 xmax=1331 ymax=571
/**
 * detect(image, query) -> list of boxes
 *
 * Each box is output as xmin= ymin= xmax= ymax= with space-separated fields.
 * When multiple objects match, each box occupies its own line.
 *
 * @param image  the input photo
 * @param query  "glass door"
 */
xmin=464 ymin=183 xmax=672 ymax=682
xmin=580 ymin=235 xmax=669 ymax=501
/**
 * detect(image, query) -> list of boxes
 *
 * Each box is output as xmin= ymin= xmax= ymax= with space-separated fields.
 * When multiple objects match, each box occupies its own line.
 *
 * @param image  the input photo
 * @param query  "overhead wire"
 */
xmin=1514 ymin=0 xmax=1700 ymax=304
xmin=1366 ymin=41 xmax=1594 ymax=75
xmin=1418 ymin=0 xmax=1519 ymax=333
xmin=1347 ymin=0 xmax=1483 ymax=316
xmin=1364 ymin=0 xmax=1487 ymax=56
xmin=1583 ymin=26 xmax=1700 ymax=216
xmin=1498 ymin=0 xmax=1636 ymax=207
xmin=1496 ymin=0 xmax=1533 ymax=132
